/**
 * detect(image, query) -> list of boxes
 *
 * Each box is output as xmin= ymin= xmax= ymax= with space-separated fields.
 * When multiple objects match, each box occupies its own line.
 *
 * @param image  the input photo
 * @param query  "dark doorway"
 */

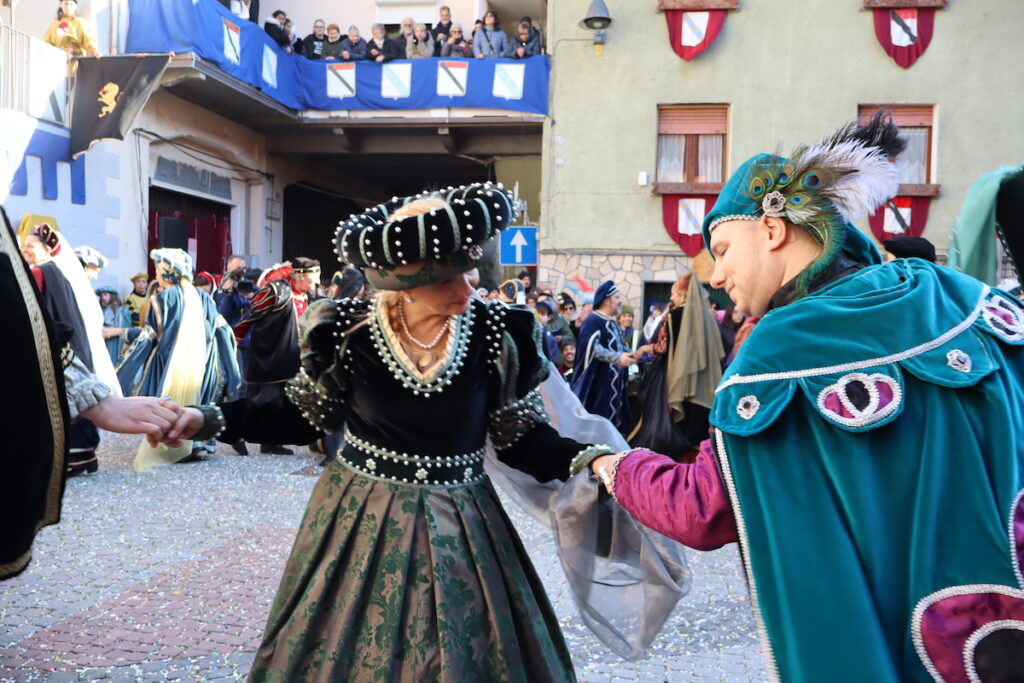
xmin=148 ymin=187 xmax=233 ymax=278
xmin=641 ymin=281 xmax=674 ymax=329
xmin=282 ymin=183 xmax=360 ymax=277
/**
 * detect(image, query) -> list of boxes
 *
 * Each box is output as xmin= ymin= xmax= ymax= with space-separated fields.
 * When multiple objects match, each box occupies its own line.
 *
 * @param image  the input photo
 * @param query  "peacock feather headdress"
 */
xmin=703 ymin=111 xmax=907 ymax=292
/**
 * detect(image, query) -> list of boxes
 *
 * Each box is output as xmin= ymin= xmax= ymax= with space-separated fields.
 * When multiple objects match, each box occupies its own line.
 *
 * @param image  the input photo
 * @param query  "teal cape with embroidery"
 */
xmin=710 ymin=258 xmax=1024 ymax=682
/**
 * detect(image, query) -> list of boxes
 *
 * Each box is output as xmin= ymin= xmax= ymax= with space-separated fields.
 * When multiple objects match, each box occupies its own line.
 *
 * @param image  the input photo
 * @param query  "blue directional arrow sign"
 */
xmin=499 ymin=226 xmax=537 ymax=266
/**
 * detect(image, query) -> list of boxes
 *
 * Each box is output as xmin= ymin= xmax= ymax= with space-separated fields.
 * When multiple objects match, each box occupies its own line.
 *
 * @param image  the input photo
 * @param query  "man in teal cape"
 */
xmin=584 ymin=115 xmax=1024 ymax=682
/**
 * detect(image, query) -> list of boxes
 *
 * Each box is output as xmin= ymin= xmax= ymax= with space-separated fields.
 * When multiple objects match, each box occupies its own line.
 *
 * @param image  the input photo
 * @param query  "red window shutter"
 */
xmin=858 ymin=104 xmax=933 ymax=127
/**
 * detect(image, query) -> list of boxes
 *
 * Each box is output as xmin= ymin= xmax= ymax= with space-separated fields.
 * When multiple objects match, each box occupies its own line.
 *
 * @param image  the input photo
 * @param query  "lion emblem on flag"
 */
xmin=97 ymin=82 xmax=120 ymax=118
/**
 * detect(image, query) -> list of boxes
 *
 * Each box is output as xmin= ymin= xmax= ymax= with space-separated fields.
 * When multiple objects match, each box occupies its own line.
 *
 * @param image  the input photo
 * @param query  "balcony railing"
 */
xmin=0 ymin=23 xmax=71 ymax=126
xmin=125 ymin=0 xmax=549 ymax=116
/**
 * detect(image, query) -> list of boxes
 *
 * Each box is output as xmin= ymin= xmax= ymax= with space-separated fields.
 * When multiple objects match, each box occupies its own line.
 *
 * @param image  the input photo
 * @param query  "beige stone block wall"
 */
xmin=537 ymin=251 xmax=694 ymax=307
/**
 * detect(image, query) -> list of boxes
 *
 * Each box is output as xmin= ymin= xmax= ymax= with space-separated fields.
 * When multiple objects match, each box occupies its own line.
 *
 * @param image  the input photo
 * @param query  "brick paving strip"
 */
xmin=1 ymin=527 xmax=294 ymax=676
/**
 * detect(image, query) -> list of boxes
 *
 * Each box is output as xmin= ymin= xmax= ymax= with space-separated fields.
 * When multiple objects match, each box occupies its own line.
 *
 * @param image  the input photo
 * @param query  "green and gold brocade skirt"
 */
xmin=248 ymin=460 xmax=576 ymax=683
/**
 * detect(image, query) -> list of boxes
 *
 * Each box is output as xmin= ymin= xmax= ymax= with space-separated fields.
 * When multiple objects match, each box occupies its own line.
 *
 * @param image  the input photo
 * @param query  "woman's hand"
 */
xmin=164 ymin=407 xmax=205 ymax=446
xmin=590 ymin=452 xmax=627 ymax=494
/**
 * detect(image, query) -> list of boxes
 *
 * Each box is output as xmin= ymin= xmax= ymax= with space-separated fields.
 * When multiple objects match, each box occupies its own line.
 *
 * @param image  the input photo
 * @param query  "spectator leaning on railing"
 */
xmin=468 ymin=19 xmax=482 ymax=53
xmin=430 ymin=5 xmax=453 ymax=56
xmin=284 ymin=19 xmax=302 ymax=53
xmin=322 ymin=23 xmax=343 ymax=60
xmin=340 ymin=26 xmax=367 ymax=61
xmin=473 ymin=11 xmax=508 ymax=59
xmin=406 ymin=24 xmax=434 ymax=59
xmin=394 ymin=17 xmax=415 ymax=54
xmin=439 ymin=23 xmax=471 ymax=58
xmin=505 ymin=21 xmax=541 ymax=58
xmin=44 ymin=0 xmax=100 ymax=58
xmin=302 ymin=19 xmax=327 ymax=59
xmin=263 ymin=10 xmax=292 ymax=53
xmin=520 ymin=15 xmax=544 ymax=51
xmin=366 ymin=23 xmax=403 ymax=62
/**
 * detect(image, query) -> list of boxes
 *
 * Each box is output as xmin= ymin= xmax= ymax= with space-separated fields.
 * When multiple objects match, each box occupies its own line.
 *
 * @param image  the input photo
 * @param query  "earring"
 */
xmin=404 ymin=294 xmax=415 ymax=304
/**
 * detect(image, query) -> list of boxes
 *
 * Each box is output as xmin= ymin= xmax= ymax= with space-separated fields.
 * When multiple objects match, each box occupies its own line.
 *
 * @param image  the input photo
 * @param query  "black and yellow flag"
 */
xmin=70 ymin=54 xmax=171 ymax=158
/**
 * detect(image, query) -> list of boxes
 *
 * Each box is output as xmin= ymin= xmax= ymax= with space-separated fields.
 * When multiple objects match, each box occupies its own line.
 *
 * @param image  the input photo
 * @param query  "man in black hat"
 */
xmin=233 ymin=257 xmax=320 ymax=455
xmin=570 ymin=280 xmax=636 ymax=432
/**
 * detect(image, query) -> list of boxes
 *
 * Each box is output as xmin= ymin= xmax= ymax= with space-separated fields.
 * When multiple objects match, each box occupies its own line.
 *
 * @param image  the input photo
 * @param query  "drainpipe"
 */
xmin=245 ymin=179 xmax=263 ymax=258
xmin=109 ymin=0 xmax=116 ymax=55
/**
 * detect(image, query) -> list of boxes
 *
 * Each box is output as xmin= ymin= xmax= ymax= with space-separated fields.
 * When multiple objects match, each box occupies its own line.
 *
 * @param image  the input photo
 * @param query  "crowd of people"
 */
xmin=225 ymin=5 xmax=544 ymax=61
xmin=15 ymin=217 xmax=379 ymax=475
xmin=39 ymin=0 xmax=544 ymax=68
xmin=21 ymin=205 xmax=753 ymax=480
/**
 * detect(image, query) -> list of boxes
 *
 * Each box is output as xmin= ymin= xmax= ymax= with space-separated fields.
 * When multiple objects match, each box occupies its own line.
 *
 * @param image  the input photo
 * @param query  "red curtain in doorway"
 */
xmin=147 ymin=211 xmax=232 ymax=279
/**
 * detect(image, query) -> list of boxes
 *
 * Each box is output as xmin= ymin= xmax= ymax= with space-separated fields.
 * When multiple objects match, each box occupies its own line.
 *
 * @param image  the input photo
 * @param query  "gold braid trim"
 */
xmin=0 ymin=221 xmax=65 ymax=537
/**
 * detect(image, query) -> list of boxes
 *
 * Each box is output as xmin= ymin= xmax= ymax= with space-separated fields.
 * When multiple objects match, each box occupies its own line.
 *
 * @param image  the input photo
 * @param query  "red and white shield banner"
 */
xmin=868 ymin=196 xmax=933 ymax=242
xmin=664 ymin=10 xmax=727 ymax=61
xmin=873 ymin=8 xmax=935 ymax=69
xmin=662 ymin=194 xmax=716 ymax=256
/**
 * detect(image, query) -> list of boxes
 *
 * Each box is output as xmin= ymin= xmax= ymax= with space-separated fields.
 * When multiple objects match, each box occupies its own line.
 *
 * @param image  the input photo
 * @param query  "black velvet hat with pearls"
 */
xmin=335 ymin=182 xmax=514 ymax=291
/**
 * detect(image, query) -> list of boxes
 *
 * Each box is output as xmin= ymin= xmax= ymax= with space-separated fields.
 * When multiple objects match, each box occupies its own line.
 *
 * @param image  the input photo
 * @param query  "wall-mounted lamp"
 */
xmin=580 ymin=0 xmax=612 ymax=55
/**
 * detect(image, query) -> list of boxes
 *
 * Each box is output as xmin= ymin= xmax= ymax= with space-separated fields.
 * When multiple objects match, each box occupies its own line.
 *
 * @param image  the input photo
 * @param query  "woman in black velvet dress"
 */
xmin=168 ymin=185 xmax=618 ymax=682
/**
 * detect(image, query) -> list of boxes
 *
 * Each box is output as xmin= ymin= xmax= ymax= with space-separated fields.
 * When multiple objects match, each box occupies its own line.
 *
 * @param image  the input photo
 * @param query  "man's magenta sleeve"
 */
xmin=614 ymin=439 xmax=739 ymax=551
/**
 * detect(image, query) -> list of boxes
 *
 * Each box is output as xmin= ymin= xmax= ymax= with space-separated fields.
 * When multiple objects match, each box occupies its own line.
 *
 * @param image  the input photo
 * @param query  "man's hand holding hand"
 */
xmin=81 ymin=397 xmax=181 ymax=446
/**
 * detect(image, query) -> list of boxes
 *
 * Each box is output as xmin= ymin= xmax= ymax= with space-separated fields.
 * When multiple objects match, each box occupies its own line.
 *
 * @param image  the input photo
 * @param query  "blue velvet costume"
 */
xmin=710 ymin=259 xmax=1024 ymax=682
xmin=571 ymin=311 xmax=630 ymax=432
xmin=118 ymin=284 xmax=241 ymax=405
xmin=689 ymin=122 xmax=1024 ymax=681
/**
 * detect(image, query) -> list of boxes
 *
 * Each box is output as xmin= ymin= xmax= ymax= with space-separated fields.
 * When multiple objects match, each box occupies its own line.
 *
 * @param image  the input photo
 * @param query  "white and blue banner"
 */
xmin=126 ymin=0 xmax=550 ymax=115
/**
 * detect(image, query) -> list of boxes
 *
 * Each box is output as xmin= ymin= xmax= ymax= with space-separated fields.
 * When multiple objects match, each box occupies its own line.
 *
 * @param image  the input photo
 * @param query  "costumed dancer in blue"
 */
xmin=587 ymin=113 xmax=1024 ymax=682
xmin=570 ymin=280 xmax=637 ymax=432
xmin=117 ymin=248 xmax=241 ymax=471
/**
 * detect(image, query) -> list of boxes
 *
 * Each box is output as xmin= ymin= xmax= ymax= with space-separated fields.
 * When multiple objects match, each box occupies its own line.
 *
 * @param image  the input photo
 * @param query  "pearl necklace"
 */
xmin=398 ymin=301 xmax=454 ymax=350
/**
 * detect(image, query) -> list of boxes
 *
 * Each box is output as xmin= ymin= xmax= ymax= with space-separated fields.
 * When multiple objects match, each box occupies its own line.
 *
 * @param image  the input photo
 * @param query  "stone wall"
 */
xmin=537 ymin=251 xmax=694 ymax=306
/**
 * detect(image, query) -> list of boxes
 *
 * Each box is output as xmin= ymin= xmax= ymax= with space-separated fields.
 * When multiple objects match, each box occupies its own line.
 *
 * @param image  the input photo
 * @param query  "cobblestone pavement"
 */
xmin=1 ymin=433 xmax=768 ymax=682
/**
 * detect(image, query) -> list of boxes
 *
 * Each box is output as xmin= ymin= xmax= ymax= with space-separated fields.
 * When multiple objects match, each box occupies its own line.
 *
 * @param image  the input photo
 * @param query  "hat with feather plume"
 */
xmin=703 ymin=111 xmax=906 ymax=292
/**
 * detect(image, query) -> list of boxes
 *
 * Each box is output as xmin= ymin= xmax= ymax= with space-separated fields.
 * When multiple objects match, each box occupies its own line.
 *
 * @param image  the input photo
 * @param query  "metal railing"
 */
xmin=0 ymin=22 xmax=71 ymax=126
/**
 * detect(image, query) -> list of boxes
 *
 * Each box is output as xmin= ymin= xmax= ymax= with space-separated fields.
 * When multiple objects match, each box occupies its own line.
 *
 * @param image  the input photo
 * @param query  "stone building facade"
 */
xmin=539 ymin=0 xmax=1024 ymax=300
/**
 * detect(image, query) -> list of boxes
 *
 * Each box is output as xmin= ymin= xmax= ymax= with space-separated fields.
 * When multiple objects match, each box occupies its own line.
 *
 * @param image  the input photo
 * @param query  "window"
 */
xmin=655 ymin=105 xmax=728 ymax=192
xmin=858 ymin=104 xmax=939 ymax=194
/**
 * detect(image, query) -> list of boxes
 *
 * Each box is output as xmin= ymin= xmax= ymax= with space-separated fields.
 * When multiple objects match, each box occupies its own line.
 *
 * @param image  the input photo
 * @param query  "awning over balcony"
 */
xmin=125 ymin=0 xmax=550 ymax=116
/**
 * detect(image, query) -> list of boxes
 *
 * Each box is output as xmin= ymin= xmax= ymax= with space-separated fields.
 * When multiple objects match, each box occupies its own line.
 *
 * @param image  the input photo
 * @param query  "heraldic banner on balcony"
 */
xmin=664 ymin=10 xmax=727 ymax=61
xmin=872 ymin=8 xmax=935 ymax=68
xmin=125 ymin=0 xmax=549 ymax=115
xmin=662 ymin=194 xmax=716 ymax=256
xmin=70 ymin=54 xmax=171 ymax=158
